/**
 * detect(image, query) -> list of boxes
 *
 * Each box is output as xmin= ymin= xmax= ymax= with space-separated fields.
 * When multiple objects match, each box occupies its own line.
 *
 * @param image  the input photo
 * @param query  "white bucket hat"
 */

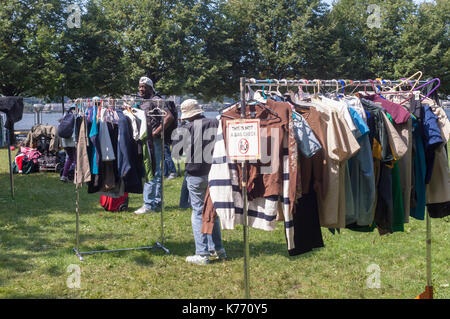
xmin=180 ymin=99 xmax=203 ymax=120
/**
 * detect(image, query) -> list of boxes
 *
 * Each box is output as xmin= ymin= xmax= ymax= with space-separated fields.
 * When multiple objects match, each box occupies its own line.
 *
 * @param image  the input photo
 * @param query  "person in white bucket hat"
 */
xmin=180 ymin=99 xmax=203 ymax=121
xmin=173 ymin=99 xmax=226 ymax=265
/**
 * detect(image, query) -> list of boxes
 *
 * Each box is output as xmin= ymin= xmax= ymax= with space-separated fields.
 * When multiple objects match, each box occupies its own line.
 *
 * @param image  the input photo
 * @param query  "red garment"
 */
xmin=365 ymin=94 xmax=411 ymax=124
xmin=15 ymin=154 xmax=25 ymax=172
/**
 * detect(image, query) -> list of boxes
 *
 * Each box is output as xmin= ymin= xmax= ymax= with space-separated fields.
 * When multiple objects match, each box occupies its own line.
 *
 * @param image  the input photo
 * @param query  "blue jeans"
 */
xmin=143 ymin=138 xmax=162 ymax=209
xmin=186 ymin=174 xmax=223 ymax=256
xmin=179 ymin=173 xmax=191 ymax=208
xmin=164 ymin=143 xmax=177 ymax=176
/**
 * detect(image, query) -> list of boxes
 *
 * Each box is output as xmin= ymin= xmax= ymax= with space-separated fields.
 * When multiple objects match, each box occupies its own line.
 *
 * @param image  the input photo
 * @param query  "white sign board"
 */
xmin=226 ymin=119 xmax=261 ymax=161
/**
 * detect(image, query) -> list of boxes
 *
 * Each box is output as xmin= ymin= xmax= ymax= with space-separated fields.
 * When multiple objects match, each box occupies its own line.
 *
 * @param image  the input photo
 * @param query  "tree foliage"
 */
xmin=0 ymin=0 xmax=448 ymax=100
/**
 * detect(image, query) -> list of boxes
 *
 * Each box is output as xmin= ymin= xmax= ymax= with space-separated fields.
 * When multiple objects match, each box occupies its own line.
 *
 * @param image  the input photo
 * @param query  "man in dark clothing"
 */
xmin=134 ymin=76 xmax=175 ymax=215
xmin=172 ymin=99 xmax=225 ymax=265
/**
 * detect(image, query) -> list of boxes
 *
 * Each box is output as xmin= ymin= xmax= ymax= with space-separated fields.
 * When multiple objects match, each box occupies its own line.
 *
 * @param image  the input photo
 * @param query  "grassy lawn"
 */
xmin=0 ymin=147 xmax=449 ymax=299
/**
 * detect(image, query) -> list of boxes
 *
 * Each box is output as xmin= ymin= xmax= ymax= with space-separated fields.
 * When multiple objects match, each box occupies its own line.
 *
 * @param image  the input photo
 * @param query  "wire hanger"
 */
xmin=390 ymin=71 xmax=423 ymax=92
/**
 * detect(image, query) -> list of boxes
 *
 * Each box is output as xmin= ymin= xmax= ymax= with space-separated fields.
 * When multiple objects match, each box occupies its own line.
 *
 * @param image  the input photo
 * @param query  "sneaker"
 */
xmin=60 ymin=176 xmax=69 ymax=182
xmin=209 ymin=248 xmax=227 ymax=261
xmin=186 ymin=255 xmax=210 ymax=265
xmin=133 ymin=206 xmax=152 ymax=215
xmin=167 ymin=173 xmax=177 ymax=180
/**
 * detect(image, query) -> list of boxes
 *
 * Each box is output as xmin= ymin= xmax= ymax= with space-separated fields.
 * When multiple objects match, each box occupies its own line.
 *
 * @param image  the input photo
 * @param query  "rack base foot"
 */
xmin=73 ymin=242 xmax=170 ymax=261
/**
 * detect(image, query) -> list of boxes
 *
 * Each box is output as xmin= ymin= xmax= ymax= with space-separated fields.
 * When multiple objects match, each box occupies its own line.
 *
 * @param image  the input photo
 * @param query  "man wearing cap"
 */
xmin=134 ymin=76 xmax=175 ymax=215
xmin=172 ymin=99 xmax=226 ymax=265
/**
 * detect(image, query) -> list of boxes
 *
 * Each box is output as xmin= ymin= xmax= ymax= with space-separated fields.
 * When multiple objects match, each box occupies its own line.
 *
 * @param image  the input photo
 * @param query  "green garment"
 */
xmin=142 ymin=133 xmax=154 ymax=182
xmin=386 ymin=112 xmax=404 ymax=233
xmin=391 ymin=162 xmax=405 ymax=232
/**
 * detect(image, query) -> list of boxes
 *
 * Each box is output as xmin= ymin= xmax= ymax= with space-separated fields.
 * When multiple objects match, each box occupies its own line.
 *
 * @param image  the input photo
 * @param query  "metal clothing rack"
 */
xmin=73 ymin=98 xmax=170 ymax=261
xmin=238 ymin=76 xmax=438 ymax=298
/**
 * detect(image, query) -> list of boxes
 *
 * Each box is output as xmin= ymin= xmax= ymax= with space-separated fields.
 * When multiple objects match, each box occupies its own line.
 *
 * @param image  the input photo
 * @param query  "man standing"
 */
xmin=173 ymin=99 xmax=226 ymax=265
xmin=134 ymin=76 xmax=175 ymax=214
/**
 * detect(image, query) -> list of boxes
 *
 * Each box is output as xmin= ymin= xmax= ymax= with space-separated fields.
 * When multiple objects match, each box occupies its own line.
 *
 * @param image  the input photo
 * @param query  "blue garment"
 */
xmin=186 ymin=174 xmax=223 ymax=255
xmin=292 ymin=111 xmax=322 ymax=158
xmin=143 ymin=137 xmax=162 ymax=209
xmin=116 ymin=109 xmax=131 ymax=178
xmin=163 ymin=142 xmax=177 ymax=176
xmin=423 ymin=105 xmax=444 ymax=184
xmin=88 ymin=106 xmax=100 ymax=175
xmin=410 ymin=118 xmax=427 ymax=220
xmin=116 ymin=110 xmax=143 ymax=193
xmin=348 ymin=107 xmax=369 ymax=137
xmin=347 ymin=107 xmax=376 ymax=226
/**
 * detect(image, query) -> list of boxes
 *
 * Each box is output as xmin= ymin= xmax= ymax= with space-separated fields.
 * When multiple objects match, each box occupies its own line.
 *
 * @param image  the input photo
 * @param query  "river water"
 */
xmin=14 ymin=109 xmax=450 ymax=131
xmin=14 ymin=111 xmax=221 ymax=130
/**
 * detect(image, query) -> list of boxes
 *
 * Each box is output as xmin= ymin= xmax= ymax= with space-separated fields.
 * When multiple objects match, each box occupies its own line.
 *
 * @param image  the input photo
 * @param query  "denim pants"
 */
xmin=179 ymin=173 xmax=191 ymax=208
xmin=62 ymin=147 xmax=76 ymax=177
xmin=186 ymin=174 xmax=223 ymax=256
xmin=164 ymin=143 xmax=177 ymax=176
xmin=143 ymin=138 xmax=162 ymax=209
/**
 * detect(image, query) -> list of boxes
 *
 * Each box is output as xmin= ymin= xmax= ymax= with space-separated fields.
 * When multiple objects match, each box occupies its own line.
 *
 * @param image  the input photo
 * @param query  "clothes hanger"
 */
xmin=389 ymin=71 xmax=423 ymax=92
xmin=413 ymin=78 xmax=440 ymax=102
xmin=312 ymin=79 xmax=321 ymax=98
xmin=270 ymin=79 xmax=283 ymax=98
xmin=338 ymin=80 xmax=346 ymax=98
xmin=349 ymin=80 xmax=362 ymax=95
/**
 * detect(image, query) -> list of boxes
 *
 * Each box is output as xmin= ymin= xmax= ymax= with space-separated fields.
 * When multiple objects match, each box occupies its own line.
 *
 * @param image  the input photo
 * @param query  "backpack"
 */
xmin=100 ymin=193 xmax=129 ymax=212
xmin=13 ymin=153 xmax=39 ymax=174
xmin=57 ymin=111 xmax=75 ymax=138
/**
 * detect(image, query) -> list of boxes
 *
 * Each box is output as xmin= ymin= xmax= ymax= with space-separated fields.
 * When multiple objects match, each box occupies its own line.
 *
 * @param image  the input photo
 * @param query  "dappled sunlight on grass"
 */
xmin=0 ymin=148 xmax=449 ymax=298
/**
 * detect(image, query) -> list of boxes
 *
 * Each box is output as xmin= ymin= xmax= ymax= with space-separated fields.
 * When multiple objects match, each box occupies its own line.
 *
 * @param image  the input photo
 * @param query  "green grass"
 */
xmin=0 ymin=147 xmax=449 ymax=299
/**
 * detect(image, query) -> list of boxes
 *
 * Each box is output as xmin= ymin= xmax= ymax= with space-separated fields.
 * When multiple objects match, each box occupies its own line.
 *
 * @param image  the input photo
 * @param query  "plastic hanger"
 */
xmin=413 ymin=78 xmax=440 ymax=102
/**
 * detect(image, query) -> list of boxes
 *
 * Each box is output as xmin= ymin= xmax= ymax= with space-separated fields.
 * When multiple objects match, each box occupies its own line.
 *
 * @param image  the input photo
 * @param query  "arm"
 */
xmin=152 ymin=110 xmax=174 ymax=138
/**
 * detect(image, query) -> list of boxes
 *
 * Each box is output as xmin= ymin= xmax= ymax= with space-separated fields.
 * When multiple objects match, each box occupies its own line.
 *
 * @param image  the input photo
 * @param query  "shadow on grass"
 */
xmin=160 ymin=239 xmax=322 ymax=260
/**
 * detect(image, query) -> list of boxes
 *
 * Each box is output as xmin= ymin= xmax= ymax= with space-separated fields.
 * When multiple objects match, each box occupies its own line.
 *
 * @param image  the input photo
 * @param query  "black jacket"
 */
xmin=172 ymin=116 xmax=218 ymax=176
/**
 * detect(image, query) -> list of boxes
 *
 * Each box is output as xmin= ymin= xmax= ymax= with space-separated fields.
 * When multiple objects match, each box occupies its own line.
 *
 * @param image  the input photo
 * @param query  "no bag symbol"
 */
xmin=239 ymin=138 xmax=249 ymax=154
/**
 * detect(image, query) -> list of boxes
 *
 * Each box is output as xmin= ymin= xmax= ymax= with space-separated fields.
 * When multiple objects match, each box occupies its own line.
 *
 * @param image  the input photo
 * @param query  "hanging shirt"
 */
xmin=430 ymin=106 xmax=450 ymax=142
xmin=343 ymin=97 xmax=367 ymax=123
xmin=423 ymin=105 xmax=445 ymax=184
xmin=313 ymin=100 xmax=360 ymax=228
xmin=347 ymin=106 xmax=376 ymax=226
xmin=88 ymin=106 xmax=101 ymax=175
xmin=292 ymin=111 xmax=322 ymax=158
xmin=75 ymin=116 xmax=92 ymax=186
xmin=99 ymin=108 xmax=116 ymax=161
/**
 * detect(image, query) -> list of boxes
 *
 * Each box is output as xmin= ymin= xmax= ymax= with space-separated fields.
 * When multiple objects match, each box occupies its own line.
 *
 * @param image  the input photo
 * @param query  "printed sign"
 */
xmin=226 ymin=119 xmax=261 ymax=160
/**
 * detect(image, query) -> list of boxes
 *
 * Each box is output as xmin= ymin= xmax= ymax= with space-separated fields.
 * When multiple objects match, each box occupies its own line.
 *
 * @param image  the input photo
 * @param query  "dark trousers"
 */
xmin=62 ymin=147 xmax=76 ymax=177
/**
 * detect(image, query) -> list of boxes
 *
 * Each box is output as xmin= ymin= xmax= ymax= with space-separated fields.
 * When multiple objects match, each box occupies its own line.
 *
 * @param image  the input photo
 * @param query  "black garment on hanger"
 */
xmin=117 ymin=109 xmax=143 ymax=194
xmin=0 ymin=97 xmax=24 ymax=129
xmin=289 ymin=156 xmax=324 ymax=256
xmin=427 ymin=202 xmax=450 ymax=218
xmin=289 ymin=188 xmax=324 ymax=256
xmin=0 ymin=97 xmax=24 ymax=144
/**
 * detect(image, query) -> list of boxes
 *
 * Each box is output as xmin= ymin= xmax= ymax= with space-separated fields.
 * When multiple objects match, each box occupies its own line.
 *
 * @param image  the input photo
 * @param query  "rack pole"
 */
xmin=73 ymin=103 xmax=170 ymax=260
xmin=159 ymin=102 xmax=166 ymax=247
xmin=7 ymin=129 xmax=14 ymax=199
xmin=240 ymin=77 xmax=250 ymax=299
xmin=426 ymin=210 xmax=433 ymax=297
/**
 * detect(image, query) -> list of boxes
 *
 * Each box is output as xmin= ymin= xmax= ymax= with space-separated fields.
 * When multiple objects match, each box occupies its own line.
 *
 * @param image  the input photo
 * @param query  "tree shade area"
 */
xmin=0 ymin=0 xmax=448 ymax=101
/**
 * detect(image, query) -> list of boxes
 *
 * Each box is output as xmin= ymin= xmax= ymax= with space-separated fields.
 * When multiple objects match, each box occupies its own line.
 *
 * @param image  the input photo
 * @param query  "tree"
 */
xmin=394 ymin=0 xmax=449 ymax=94
xmin=0 ymin=0 xmax=70 ymax=98
xmin=60 ymin=0 xmax=129 ymax=98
